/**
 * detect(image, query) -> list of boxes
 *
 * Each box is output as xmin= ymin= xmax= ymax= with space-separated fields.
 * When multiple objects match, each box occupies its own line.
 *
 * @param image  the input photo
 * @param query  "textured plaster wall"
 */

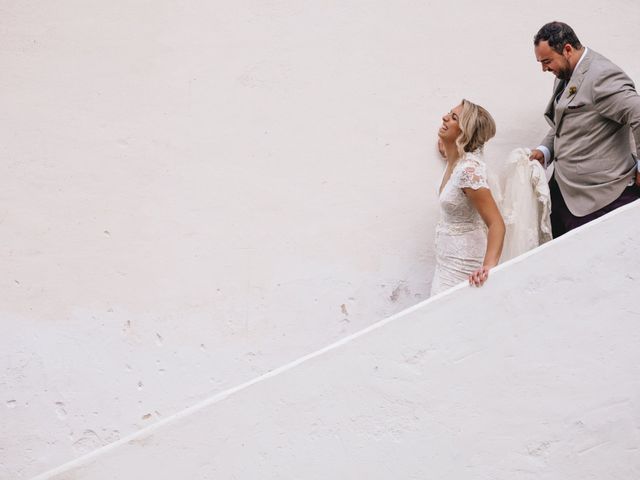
xmin=36 ymin=201 xmax=640 ymax=480
xmin=1 ymin=1 xmax=639 ymax=478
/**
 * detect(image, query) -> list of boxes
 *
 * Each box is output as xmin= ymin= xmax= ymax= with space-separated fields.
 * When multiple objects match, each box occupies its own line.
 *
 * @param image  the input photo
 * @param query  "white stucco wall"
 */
xmin=35 ymin=201 xmax=640 ymax=480
xmin=2 ymin=1 xmax=640 ymax=478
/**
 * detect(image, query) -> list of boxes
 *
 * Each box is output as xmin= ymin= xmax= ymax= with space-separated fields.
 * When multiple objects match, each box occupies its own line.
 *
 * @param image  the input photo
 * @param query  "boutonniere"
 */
xmin=568 ymin=86 xmax=577 ymax=96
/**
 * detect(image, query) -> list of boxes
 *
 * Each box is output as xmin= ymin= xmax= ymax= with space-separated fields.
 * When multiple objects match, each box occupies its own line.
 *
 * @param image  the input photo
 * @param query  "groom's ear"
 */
xmin=562 ymin=43 xmax=574 ymax=58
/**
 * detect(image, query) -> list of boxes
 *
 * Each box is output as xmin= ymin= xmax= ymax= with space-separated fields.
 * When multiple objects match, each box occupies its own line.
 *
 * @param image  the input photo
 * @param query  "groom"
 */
xmin=529 ymin=21 xmax=640 ymax=237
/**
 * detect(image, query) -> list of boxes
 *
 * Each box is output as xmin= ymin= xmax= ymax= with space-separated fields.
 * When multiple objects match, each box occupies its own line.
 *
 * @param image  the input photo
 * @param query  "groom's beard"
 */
xmin=557 ymin=68 xmax=572 ymax=81
xmin=556 ymin=59 xmax=573 ymax=81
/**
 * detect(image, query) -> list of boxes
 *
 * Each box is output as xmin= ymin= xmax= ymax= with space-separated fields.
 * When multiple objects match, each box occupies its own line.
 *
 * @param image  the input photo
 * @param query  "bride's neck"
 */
xmin=443 ymin=143 xmax=460 ymax=166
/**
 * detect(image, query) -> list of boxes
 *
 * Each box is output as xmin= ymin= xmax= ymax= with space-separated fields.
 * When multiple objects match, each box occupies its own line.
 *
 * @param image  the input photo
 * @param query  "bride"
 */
xmin=431 ymin=99 xmax=505 ymax=295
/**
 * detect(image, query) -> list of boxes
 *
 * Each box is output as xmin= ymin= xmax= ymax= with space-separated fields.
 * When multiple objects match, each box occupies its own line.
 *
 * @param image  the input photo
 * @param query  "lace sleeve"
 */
xmin=454 ymin=159 xmax=489 ymax=190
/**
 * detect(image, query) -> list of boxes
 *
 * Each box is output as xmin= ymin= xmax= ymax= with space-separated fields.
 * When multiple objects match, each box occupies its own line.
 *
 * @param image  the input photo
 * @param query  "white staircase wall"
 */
xmin=37 ymin=202 xmax=640 ymax=480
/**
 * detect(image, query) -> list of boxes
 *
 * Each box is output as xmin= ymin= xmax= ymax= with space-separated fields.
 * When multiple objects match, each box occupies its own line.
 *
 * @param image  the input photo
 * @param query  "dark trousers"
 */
xmin=549 ymin=175 xmax=640 ymax=238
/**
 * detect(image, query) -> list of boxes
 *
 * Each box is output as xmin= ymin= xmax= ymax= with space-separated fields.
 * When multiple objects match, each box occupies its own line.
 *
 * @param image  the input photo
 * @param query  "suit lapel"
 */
xmin=554 ymin=49 xmax=594 ymax=128
xmin=544 ymin=79 xmax=565 ymax=124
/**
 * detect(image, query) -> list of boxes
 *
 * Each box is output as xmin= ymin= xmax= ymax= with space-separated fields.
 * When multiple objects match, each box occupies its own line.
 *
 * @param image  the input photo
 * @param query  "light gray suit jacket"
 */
xmin=541 ymin=49 xmax=640 ymax=216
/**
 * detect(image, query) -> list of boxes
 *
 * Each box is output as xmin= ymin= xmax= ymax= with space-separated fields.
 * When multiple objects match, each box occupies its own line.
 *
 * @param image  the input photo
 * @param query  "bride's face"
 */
xmin=438 ymin=104 xmax=463 ymax=144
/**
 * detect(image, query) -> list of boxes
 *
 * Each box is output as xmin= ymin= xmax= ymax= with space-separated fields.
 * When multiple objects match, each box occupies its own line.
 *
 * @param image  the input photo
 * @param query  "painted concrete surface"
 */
xmin=2 ymin=1 xmax=640 ymax=478
xmin=36 ymin=201 xmax=640 ymax=479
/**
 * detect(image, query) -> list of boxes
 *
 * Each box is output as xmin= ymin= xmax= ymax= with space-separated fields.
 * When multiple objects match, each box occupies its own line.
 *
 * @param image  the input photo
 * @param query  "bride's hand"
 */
xmin=437 ymin=138 xmax=446 ymax=159
xmin=469 ymin=266 xmax=490 ymax=287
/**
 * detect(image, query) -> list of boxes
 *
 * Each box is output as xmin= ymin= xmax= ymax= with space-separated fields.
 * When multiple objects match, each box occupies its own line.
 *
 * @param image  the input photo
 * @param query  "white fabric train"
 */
xmin=492 ymin=147 xmax=553 ymax=263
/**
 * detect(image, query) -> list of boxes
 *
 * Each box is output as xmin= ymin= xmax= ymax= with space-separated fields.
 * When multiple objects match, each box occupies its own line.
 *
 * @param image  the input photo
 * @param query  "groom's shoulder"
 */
xmin=588 ymin=49 xmax=629 ymax=77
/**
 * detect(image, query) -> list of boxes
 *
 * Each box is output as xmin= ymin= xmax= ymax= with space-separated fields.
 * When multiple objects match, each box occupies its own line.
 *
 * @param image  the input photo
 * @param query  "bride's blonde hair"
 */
xmin=455 ymin=99 xmax=496 ymax=158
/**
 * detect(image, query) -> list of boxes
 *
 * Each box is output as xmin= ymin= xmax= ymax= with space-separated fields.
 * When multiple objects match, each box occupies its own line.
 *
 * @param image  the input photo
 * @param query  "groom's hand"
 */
xmin=529 ymin=149 xmax=545 ymax=165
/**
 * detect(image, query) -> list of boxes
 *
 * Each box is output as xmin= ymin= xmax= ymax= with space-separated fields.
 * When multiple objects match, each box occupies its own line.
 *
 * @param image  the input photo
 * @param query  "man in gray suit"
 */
xmin=529 ymin=21 xmax=640 ymax=237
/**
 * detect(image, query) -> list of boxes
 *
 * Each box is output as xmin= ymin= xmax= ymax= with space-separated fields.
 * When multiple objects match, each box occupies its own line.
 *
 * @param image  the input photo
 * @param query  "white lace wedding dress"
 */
xmin=431 ymin=151 xmax=490 ymax=295
xmin=430 ymin=148 xmax=552 ymax=296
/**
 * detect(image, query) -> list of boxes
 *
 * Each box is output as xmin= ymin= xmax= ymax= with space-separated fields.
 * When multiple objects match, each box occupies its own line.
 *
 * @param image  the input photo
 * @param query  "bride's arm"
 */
xmin=463 ymin=188 xmax=505 ymax=287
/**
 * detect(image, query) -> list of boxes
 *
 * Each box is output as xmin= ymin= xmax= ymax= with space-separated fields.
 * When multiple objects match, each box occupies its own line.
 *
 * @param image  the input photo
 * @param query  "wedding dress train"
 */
xmin=494 ymin=147 xmax=552 ymax=262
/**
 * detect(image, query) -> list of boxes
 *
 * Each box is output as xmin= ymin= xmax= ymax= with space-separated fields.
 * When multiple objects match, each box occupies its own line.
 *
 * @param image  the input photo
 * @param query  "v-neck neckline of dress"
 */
xmin=438 ymin=160 xmax=460 ymax=197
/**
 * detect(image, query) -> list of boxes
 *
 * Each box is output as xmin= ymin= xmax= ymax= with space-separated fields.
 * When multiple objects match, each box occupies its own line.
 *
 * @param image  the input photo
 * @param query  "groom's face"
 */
xmin=535 ymin=41 xmax=572 ymax=80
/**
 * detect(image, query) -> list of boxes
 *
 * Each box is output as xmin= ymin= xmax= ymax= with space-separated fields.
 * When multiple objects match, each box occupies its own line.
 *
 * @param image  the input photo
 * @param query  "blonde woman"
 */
xmin=431 ymin=99 xmax=505 ymax=295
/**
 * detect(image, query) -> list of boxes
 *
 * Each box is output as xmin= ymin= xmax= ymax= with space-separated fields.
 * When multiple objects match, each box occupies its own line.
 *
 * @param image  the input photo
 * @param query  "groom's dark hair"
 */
xmin=534 ymin=21 xmax=582 ymax=53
